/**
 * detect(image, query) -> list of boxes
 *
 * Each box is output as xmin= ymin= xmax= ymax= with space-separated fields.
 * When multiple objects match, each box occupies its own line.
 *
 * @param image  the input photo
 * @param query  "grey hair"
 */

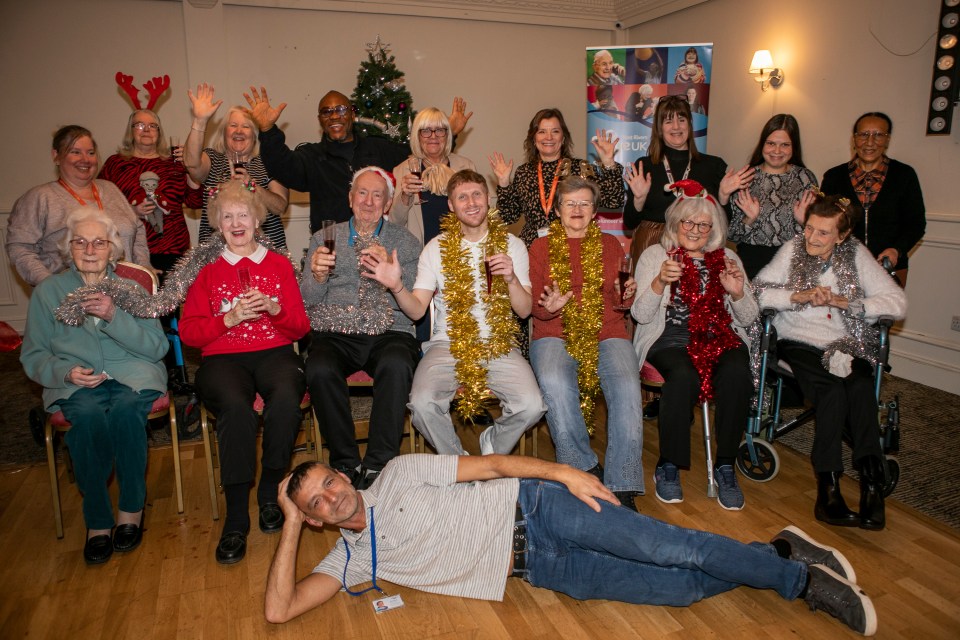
xmin=351 ymin=166 xmax=396 ymax=201
xmin=661 ymin=196 xmax=728 ymax=253
xmin=60 ymin=206 xmax=123 ymax=264
xmin=211 ymin=107 xmax=260 ymax=156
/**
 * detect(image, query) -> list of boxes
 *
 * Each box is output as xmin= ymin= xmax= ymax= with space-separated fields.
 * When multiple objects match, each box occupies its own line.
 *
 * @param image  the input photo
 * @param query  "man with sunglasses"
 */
xmin=245 ymin=87 xmax=472 ymax=233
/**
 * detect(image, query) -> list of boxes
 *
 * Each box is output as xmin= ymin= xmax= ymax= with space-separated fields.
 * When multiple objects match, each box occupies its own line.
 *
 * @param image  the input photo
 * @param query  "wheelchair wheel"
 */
xmin=736 ymin=438 xmax=780 ymax=482
xmin=882 ymin=456 xmax=900 ymax=498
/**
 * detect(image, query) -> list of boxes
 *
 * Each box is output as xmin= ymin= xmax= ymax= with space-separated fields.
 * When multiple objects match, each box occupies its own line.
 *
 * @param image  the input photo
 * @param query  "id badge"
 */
xmin=373 ymin=594 xmax=404 ymax=613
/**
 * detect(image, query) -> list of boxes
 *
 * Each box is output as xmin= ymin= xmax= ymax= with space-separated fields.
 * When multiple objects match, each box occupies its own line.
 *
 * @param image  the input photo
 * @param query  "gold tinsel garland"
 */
xmin=548 ymin=219 xmax=605 ymax=434
xmin=440 ymin=209 xmax=515 ymax=418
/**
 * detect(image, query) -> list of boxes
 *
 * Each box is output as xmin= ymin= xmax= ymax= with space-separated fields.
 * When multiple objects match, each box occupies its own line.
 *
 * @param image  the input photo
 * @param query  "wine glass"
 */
xmin=616 ymin=254 xmax=633 ymax=311
xmin=237 ymin=266 xmax=252 ymax=293
xmin=665 ymin=247 xmax=683 ymax=307
xmin=407 ymin=157 xmax=424 ymax=205
xmin=170 ymin=136 xmax=182 ymax=163
xmin=232 ymin=151 xmax=246 ymax=174
xmin=321 ymin=220 xmax=338 ymax=279
xmin=483 ymin=243 xmax=495 ymax=295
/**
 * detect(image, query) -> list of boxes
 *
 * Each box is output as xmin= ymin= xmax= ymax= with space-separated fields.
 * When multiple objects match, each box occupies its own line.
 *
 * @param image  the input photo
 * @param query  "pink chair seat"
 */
xmin=640 ymin=361 xmax=665 ymax=384
xmin=48 ymin=393 xmax=172 ymax=428
xmin=252 ymin=392 xmax=311 ymax=413
xmin=347 ymin=371 xmax=373 ymax=384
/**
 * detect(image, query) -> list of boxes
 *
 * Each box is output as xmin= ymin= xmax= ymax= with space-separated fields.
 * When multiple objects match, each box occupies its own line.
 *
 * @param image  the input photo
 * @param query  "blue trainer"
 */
xmin=654 ymin=463 xmax=683 ymax=503
xmin=715 ymin=465 xmax=745 ymax=510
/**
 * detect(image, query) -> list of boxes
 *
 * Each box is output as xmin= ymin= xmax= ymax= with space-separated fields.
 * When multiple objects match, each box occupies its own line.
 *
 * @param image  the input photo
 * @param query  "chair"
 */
xmin=640 ymin=361 xmax=718 ymax=498
xmin=737 ymin=308 xmax=901 ymax=495
xmin=45 ymin=261 xmax=183 ymax=539
xmin=200 ymin=391 xmax=318 ymax=521
xmin=315 ymin=370 xmax=417 ymax=464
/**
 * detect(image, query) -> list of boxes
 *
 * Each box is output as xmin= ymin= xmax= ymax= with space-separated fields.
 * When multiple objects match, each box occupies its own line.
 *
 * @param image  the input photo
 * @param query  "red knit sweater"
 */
xmin=180 ymin=250 xmax=309 ymax=356
xmin=529 ymin=232 xmax=631 ymax=342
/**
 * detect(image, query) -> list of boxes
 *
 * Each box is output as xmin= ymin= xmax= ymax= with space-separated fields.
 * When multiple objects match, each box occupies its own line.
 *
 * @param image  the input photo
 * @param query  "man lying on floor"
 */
xmin=264 ymin=454 xmax=877 ymax=636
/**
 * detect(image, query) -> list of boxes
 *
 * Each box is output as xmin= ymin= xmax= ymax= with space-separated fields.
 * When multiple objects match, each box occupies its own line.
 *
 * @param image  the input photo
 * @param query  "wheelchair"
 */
xmin=736 ymin=308 xmax=901 ymax=498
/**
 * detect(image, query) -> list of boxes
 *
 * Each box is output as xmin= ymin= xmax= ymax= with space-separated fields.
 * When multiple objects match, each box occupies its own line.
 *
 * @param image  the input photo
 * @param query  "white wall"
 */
xmin=2 ymin=0 xmax=958 ymax=392
xmin=626 ymin=0 xmax=960 ymax=393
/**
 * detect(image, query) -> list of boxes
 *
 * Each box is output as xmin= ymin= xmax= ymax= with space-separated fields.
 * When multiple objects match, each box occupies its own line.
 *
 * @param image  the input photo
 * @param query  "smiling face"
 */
xmin=349 ymin=170 xmax=390 ymax=231
xmin=55 ymin=135 xmax=98 ymax=186
xmin=558 ymin=188 xmax=597 ymax=238
xmin=131 ymin=111 xmax=160 ymax=152
xmin=804 ymin=214 xmax=846 ymax=260
xmin=449 ymin=180 xmax=490 ymax=232
xmin=70 ymin=219 xmax=112 ymax=278
xmin=853 ymin=115 xmax=890 ymax=169
xmin=685 ymin=49 xmax=698 ymax=64
xmin=317 ymin=92 xmax=355 ymax=142
xmin=218 ymin=201 xmax=259 ymax=255
xmin=661 ymin=111 xmax=690 ymax=150
xmin=761 ymin=129 xmax=793 ymax=173
xmin=224 ymin=110 xmax=257 ymax=156
xmin=534 ymin=117 xmax=565 ymax=162
xmin=676 ymin=212 xmax=713 ymax=256
xmin=593 ymin=52 xmax=614 ymax=79
xmin=293 ymin=466 xmax=364 ymax=528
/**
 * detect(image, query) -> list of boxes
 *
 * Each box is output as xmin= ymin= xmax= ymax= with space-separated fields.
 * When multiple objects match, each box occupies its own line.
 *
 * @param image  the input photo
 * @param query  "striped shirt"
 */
xmin=198 ymin=149 xmax=288 ymax=249
xmin=314 ymin=455 xmax=519 ymax=601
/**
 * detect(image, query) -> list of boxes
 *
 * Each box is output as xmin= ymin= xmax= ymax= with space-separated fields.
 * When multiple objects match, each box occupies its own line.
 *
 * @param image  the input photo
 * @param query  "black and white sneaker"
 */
xmin=805 ymin=564 xmax=877 ymax=636
xmin=772 ymin=525 xmax=857 ymax=582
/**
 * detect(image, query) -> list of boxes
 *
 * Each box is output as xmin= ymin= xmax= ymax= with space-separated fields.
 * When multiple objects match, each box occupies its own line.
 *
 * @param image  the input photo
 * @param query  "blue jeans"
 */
xmin=58 ymin=380 xmax=162 ymax=530
xmin=531 ymin=338 xmax=644 ymax=493
xmin=517 ymin=479 xmax=806 ymax=605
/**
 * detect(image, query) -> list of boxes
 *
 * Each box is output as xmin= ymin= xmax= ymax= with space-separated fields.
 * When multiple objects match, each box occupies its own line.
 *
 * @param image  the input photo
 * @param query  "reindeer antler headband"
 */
xmin=115 ymin=72 xmax=170 ymax=111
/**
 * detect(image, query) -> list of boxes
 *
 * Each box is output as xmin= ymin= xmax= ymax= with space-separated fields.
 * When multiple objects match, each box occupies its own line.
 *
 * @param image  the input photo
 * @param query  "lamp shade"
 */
xmin=749 ymin=50 xmax=774 ymax=73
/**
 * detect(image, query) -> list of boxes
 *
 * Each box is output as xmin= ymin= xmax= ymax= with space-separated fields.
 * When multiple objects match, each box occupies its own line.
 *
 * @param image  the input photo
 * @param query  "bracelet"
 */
xmin=391 ymin=284 xmax=404 ymax=294
xmin=191 ymin=125 xmax=206 ymax=132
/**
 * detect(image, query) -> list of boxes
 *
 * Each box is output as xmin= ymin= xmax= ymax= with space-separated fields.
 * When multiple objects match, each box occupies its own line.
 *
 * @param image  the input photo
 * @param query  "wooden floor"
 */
xmin=1 ymin=417 xmax=958 ymax=640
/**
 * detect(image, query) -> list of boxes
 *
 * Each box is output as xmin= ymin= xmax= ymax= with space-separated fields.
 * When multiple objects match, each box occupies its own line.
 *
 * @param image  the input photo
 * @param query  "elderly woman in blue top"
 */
xmin=20 ymin=206 xmax=168 ymax=565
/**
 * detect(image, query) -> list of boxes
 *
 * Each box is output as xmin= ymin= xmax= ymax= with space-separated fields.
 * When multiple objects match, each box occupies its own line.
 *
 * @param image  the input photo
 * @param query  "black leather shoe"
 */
xmin=259 ymin=503 xmax=284 ymax=534
xmin=356 ymin=468 xmax=381 ymax=491
xmin=858 ymin=456 xmax=886 ymax=531
xmin=113 ymin=514 xmax=144 ymax=552
xmin=814 ymin=472 xmax=859 ymax=527
xmin=84 ymin=533 xmax=113 ymax=565
xmin=614 ymin=491 xmax=640 ymax=512
xmin=642 ymin=398 xmax=660 ymax=420
xmin=215 ymin=531 xmax=247 ymax=565
xmin=586 ymin=464 xmax=605 ymax=482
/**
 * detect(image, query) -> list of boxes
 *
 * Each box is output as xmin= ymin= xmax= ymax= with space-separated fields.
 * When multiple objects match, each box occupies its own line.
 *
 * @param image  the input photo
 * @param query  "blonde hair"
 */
xmin=120 ymin=110 xmax=170 ymax=158
xmin=211 ymin=107 xmax=260 ymax=156
xmin=661 ymin=196 xmax=728 ymax=253
xmin=207 ymin=180 xmax=268 ymax=230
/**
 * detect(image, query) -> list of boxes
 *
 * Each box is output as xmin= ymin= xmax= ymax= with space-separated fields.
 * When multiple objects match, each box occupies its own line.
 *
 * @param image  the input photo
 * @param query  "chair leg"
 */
xmin=45 ymin=418 xmax=64 ymax=539
xmin=531 ymin=423 xmax=540 ymax=459
xmin=701 ymin=401 xmax=717 ymax=498
xmin=168 ymin=402 xmax=184 ymax=514
xmin=406 ymin=415 xmax=415 ymax=454
xmin=200 ymin=405 xmax=220 ymax=520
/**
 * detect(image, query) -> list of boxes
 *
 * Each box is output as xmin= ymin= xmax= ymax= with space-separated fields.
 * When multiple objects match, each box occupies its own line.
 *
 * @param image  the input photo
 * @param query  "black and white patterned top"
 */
xmin=198 ymin=150 xmax=288 ymax=249
xmin=650 ymin=258 xmax=710 ymax=352
xmin=728 ymin=164 xmax=818 ymax=248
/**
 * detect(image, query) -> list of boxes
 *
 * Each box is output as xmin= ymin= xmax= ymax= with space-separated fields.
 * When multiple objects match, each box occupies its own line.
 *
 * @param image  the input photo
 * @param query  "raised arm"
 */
xmin=185 ymin=83 xmax=221 ymax=184
xmin=456 ymin=455 xmax=617 ymax=512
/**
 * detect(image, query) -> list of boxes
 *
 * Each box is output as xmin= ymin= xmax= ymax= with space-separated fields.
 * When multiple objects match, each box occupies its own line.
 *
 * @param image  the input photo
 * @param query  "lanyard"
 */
xmin=342 ymin=507 xmax=384 ymax=596
xmin=663 ymin=154 xmax=691 ymax=191
xmin=537 ymin=161 xmax=561 ymax=217
xmin=58 ymin=179 xmax=104 ymax=210
xmin=348 ymin=217 xmax=384 ymax=246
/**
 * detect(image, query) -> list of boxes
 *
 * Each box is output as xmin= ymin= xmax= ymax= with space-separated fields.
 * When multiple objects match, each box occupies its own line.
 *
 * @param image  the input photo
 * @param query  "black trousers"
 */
xmin=195 ymin=345 xmax=306 ymax=486
xmin=306 ymin=331 xmax=420 ymax=471
xmin=735 ymin=243 xmax=780 ymax=281
xmin=647 ymin=344 xmax=751 ymax=468
xmin=777 ymin=341 xmax=882 ymax=473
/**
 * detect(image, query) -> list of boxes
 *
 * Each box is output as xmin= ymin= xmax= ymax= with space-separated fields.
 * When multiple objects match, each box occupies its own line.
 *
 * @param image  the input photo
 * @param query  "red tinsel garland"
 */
xmin=676 ymin=249 xmax=741 ymax=403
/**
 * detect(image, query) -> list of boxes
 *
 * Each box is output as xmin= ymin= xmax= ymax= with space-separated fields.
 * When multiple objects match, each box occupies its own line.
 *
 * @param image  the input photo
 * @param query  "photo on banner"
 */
xmin=586 ymin=43 xmax=714 ymax=252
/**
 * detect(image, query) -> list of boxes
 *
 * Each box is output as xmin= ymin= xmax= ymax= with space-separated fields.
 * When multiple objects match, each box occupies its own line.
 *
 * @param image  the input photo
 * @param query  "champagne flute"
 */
xmin=408 ymin=157 xmax=424 ymax=205
xmin=170 ymin=136 xmax=182 ymax=163
xmin=483 ymin=244 xmax=495 ymax=295
xmin=237 ymin=266 xmax=252 ymax=293
xmin=616 ymin=254 xmax=633 ymax=310
xmin=666 ymin=247 xmax=683 ymax=307
xmin=321 ymin=220 xmax=338 ymax=279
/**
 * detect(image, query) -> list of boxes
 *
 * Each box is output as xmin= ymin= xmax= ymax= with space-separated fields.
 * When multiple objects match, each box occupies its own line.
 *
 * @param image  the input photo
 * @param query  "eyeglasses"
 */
xmin=318 ymin=105 xmax=354 ymax=118
xmin=419 ymin=127 xmax=449 ymax=138
xmin=560 ymin=200 xmax=595 ymax=210
xmin=132 ymin=122 xmax=159 ymax=131
xmin=70 ymin=238 xmax=111 ymax=251
xmin=679 ymin=220 xmax=713 ymax=232
xmin=854 ymin=131 xmax=890 ymax=142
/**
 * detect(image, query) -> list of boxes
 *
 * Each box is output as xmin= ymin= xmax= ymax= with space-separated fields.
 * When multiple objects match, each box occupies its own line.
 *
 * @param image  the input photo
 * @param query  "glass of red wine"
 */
xmin=408 ymin=157 xmax=424 ymax=205
xmin=232 ymin=151 xmax=247 ymax=174
xmin=616 ymin=254 xmax=633 ymax=310
xmin=170 ymin=136 xmax=182 ymax=163
xmin=321 ymin=220 xmax=338 ymax=279
xmin=483 ymin=243 xmax=495 ymax=295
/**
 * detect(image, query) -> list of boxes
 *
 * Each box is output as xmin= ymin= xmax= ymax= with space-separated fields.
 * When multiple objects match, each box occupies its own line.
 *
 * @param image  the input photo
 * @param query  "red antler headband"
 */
xmin=115 ymin=72 xmax=171 ymax=111
xmin=665 ymin=179 xmax=717 ymax=205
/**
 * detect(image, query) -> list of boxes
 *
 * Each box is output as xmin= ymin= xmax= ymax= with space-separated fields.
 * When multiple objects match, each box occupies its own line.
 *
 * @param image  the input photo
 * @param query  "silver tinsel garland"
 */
xmin=304 ymin=235 xmax=393 ymax=335
xmin=749 ymin=235 xmax=879 ymax=386
xmin=55 ymin=234 xmax=298 ymax=326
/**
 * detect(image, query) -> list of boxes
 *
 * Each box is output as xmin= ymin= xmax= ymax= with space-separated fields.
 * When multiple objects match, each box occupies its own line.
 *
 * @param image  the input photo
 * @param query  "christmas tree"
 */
xmin=351 ymin=36 xmax=416 ymax=142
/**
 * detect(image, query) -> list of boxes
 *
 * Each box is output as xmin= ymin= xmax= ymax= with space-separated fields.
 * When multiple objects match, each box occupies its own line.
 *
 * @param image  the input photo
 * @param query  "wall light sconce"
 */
xmin=749 ymin=50 xmax=784 ymax=91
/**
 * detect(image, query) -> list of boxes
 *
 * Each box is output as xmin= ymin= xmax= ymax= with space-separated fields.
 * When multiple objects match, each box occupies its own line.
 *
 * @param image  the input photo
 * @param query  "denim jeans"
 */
xmin=58 ymin=380 xmax=162 ymax=530
xmin=531 ymin=338 xmax=644 ymax=492
xmin=517 ymin=479 xmax=806 ymax=605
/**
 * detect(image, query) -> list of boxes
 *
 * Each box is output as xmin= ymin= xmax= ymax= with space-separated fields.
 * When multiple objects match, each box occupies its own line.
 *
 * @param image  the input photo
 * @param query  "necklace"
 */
xmin=58 ymin=179 xmax=103 ymax=210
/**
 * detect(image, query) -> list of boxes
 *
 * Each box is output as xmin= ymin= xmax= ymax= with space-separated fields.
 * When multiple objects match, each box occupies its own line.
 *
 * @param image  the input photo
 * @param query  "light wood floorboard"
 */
xmin=1 ymin=417 xmax=958 ymax=639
